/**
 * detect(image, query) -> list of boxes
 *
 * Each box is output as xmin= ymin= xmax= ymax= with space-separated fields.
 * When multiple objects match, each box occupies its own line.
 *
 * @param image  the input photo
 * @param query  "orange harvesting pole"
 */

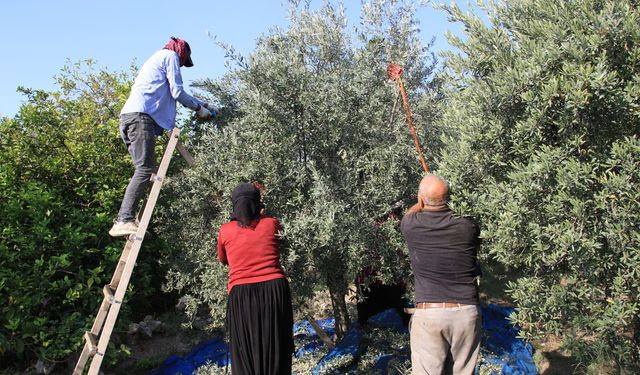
xmin=386 ymin=63 xmax=429 ymax=175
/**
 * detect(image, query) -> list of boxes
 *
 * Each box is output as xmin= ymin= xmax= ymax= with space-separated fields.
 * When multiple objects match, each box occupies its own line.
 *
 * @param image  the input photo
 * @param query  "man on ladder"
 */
xmin=109 ymin=36 xmax=215 ymax=237
xmin=75 ymin=37 xmax=214 ymax=375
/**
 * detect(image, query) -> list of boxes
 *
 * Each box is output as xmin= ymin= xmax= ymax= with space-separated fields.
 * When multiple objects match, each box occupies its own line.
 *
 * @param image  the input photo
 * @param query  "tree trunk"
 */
xmin=327 ymin=274 xmax=351 ymax=340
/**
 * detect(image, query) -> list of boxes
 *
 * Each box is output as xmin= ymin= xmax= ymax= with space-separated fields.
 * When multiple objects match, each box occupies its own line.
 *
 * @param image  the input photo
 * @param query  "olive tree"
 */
xmin=437 ymin=0 xmax=640 ymax=371
xmin=158 ymin=0 xmax=439 ymax=338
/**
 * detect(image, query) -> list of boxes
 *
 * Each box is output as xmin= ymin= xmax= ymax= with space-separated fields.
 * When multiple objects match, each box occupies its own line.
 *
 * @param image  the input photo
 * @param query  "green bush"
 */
xmin=0 ymin=61 xmax=171 ymax=367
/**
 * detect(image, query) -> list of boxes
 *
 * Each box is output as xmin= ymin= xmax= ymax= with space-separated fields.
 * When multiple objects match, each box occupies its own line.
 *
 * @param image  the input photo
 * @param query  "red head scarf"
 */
xmin=164 ymin=37 xmax=193 ymax=67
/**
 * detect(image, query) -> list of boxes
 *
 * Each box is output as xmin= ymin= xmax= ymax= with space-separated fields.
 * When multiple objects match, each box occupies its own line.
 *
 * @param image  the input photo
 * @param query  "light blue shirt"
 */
xmin=121 ymin=49 xmax=204 ymax=132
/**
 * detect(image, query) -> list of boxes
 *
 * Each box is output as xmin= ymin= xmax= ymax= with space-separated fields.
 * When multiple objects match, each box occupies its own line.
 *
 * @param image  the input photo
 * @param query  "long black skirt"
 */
xmin=227 ymin=277 xmax=294 ymax=375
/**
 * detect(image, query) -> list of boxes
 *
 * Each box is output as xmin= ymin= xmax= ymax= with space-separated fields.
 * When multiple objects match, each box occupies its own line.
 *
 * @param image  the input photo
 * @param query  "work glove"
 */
xmin=196 ymin=105 xmax=212 ymax=120
xmin=203 ymin=103 xmax=218 ymax=118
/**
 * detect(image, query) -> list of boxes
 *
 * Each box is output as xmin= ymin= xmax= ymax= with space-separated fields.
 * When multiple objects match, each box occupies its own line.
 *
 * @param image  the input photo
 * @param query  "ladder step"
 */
xmin=103 ymin=285 xmax=117 ymax=304
xmin=84 ymin=332 xmax=98 ymax=356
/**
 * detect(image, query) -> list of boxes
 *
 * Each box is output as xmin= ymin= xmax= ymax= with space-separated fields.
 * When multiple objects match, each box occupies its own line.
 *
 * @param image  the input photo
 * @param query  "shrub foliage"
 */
xmin=0 ymin=61 xmax=169 ymax=366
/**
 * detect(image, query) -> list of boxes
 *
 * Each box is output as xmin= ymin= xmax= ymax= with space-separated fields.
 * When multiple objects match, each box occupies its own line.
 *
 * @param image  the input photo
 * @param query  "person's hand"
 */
xmin=196 ymin=105 xmax=212 ymax=119
xmin=202 ymin=103 xmax=218 ymax=118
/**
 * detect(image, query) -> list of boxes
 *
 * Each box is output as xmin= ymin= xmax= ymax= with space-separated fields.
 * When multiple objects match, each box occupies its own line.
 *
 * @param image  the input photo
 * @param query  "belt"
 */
xmin=415 ymin=302 xmax=472 ymax=309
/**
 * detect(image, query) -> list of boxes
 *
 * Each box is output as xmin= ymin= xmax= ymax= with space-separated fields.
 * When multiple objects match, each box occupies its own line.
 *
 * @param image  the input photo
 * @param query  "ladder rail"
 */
xmin=110 ymin=241 xmax=133 ymax=289
xmin=74 ymin=128 xmax=192 ymax=374
xmin=88 ymin=129 xmax=180 ymax=373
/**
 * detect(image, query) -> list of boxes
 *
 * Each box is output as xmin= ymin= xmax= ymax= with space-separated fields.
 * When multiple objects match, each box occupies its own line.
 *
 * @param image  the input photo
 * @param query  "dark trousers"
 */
xmin=357 ymin=283 xmax=411 ymax=326
xmin=117 ymin=113 xmax=157 ymax=222
xmin=227 ymin=278 xmax=294 ymax=375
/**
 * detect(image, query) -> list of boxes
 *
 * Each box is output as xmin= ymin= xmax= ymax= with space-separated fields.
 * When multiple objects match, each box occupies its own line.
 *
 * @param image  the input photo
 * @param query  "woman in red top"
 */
xmin=217 ymin=183 xmax=293 ymax=375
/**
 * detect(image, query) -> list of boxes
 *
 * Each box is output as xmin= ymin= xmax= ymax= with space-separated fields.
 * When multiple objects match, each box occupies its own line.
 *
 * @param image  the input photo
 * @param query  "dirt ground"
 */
xmin=534 ymin=335 xmax=580 ymax=375
xmin=101 ymin=291 xmax=340 ymax=375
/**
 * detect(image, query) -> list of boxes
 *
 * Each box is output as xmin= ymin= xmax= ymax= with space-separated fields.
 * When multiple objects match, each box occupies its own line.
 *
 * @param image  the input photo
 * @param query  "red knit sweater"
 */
xmin=217 ymin=217 xmax=286 ymax=294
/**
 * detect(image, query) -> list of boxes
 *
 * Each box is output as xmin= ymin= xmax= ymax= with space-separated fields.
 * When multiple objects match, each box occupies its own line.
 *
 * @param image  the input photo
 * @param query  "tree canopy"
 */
xmin=437 ymin=0 xmax=640 ymax=371
xmin=158 ymin=0 xmax=440 ymax=338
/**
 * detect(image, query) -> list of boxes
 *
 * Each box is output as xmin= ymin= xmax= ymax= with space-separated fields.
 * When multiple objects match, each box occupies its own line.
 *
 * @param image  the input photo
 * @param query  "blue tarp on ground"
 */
xmin=311 ymin=326 xmax=365 ymax=374
xmin=367 ymin=307 xmax=408 ymax=332
xmin=149 ymin=304 xmax=537 ymax=375
xmin=477 ymin=304 xmax=538 ymax=375
xmin=294 ymin=318 xmax=335 ymax=357
xmin=147 ymin=338 xmax=228 ymax=375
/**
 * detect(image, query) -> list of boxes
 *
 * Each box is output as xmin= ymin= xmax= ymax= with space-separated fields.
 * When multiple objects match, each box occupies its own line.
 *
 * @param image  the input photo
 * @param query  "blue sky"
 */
xmin=0 ymin=1 xmax=467 ymax=117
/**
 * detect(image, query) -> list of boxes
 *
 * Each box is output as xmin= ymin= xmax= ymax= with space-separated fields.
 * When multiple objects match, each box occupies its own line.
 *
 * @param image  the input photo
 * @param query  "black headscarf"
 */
xmin=230 ymin=183 xmax=262 ymax=227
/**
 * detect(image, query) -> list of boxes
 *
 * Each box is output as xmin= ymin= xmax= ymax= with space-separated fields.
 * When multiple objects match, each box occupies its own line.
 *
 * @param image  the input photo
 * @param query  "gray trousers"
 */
xmin=409 ymin=305 xmax=481 ymax=375
xmin=117 ymin=113 xmax=157 ymax=222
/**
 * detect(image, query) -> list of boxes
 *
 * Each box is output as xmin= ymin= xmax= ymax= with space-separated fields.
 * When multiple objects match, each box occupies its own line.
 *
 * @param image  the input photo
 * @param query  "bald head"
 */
xmin=418 ymin=174 xmax=450 ymax=207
